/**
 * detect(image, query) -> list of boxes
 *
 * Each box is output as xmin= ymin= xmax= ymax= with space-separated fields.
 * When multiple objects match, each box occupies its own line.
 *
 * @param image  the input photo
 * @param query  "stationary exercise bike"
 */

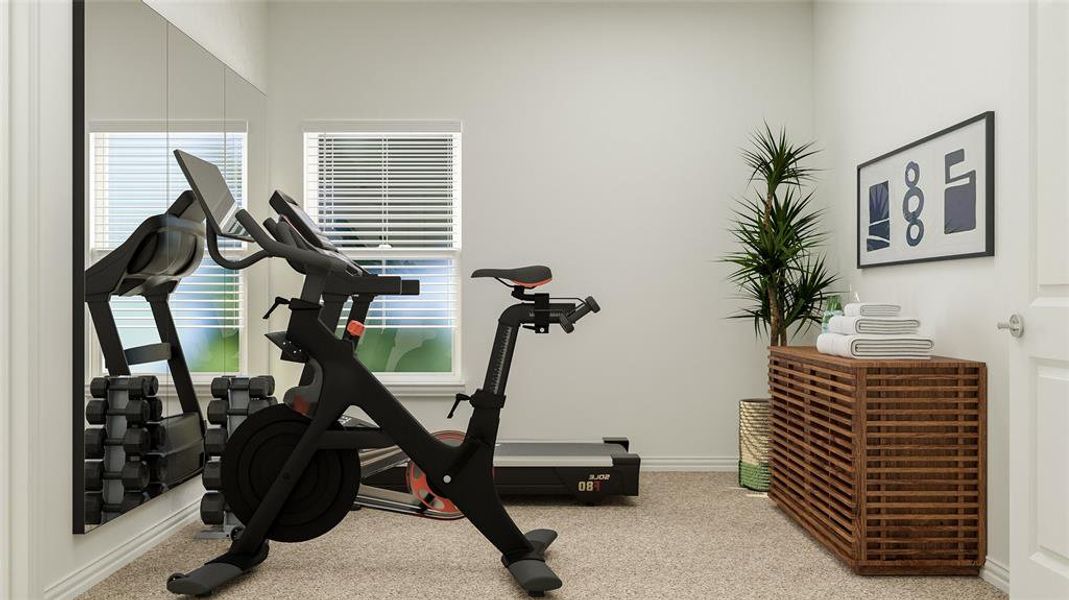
xmin=265 ymin=186 xmax=618 ymax=519
xmin=166 ymin=150 xmax=599 ymax=596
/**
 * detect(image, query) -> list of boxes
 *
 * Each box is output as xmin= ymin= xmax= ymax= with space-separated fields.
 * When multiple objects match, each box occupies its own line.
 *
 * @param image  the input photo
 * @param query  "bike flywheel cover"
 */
xmin=222 ymin=404 xmax=360 ymax=542
xmin=406 ymin=430 xmax=466 ymax=517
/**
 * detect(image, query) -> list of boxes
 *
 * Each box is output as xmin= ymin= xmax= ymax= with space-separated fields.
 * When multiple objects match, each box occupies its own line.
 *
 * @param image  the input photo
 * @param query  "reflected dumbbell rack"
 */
xmin=84 ymin=375 xmax=203 ymax=525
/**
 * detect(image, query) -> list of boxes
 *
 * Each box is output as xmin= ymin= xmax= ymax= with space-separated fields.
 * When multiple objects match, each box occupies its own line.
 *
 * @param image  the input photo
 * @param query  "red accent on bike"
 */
xmin=513 ymin=278 xmax=552 ymax=289
xmin=291 ymin=395 xmax=311 ymax=416
xmin=346 ymin=320 xmax=366 ymax=337
xmin=406 ymin=430 xmax=467 ymax=517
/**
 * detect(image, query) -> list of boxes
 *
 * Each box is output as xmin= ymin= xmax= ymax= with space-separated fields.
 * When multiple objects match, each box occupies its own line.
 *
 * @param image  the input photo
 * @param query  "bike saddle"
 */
xmin=471 ymin=265 xmax=552 ymax=288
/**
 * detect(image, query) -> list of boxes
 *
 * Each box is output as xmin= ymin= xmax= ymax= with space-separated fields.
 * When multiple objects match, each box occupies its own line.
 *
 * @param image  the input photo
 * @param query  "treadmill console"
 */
xmin=173 ymin=149 xmax=253 ymax=242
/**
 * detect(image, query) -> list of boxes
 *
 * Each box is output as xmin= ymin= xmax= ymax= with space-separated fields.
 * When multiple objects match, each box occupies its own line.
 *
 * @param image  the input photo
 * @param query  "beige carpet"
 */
xmin=81 ymin=473 xmax=1005 ymax=600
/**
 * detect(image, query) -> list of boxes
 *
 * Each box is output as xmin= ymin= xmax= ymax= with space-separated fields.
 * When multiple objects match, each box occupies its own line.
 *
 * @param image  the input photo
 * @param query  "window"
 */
xmin=304 ymin=127 xmax=460 ymax=380
xmin=88 ymin=130 xmax=246 ymax=376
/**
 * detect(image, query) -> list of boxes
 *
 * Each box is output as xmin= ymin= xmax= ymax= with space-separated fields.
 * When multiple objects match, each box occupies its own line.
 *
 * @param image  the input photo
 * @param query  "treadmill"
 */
xmin=267 ymin=193 xmax=640 ymax=507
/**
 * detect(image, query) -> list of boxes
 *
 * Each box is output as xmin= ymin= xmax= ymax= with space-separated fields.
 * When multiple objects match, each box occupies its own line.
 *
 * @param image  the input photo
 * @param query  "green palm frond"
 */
xmin=722 ymin=125 xmax=838 ymax=345
xmin=742 ymin=123 xmax=820 ymax=199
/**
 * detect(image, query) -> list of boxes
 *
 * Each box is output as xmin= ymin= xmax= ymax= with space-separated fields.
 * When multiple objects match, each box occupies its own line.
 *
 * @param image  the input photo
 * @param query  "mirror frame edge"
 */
xmin=72 ymin=0 xmax=86 ymax=536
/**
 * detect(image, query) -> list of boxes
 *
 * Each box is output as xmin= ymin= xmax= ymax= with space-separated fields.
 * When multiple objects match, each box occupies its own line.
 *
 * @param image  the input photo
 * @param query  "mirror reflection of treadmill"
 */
xmin=173 ymin=149 xmax=253 ymax=242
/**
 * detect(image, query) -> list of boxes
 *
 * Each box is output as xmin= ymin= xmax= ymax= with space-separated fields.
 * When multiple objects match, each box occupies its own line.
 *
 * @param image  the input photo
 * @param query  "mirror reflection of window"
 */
xmin=88 ymin=130 xmax=247 ymax=376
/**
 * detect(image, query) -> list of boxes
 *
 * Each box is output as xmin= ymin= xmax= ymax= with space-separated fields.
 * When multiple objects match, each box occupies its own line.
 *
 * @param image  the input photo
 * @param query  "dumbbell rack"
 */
xmin=83 ymin=375 xmax=166 ymax=525
xmin=197 ymin=375 xmax=276 ymax=539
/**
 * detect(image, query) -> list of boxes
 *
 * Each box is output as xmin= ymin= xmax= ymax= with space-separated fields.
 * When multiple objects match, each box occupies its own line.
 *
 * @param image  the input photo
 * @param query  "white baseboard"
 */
xmin=43 ymin=499 xmax=200 ymax=600
xmin=641 ymin=456 xmax=738 ymax=471
xmin=981 ymin=556 xmax=1009 ymax=593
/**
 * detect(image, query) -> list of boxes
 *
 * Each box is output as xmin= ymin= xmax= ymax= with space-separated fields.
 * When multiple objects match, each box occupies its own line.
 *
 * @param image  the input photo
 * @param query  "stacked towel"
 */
xmin=828 ymin=315 xmax=920 ymax=335
xmin=817 ymin=333 xmax=934 ymax=360
xmin=844 ymin=302 xmax=901 ymax=317
xmin=817 ymin=301 xmax=933 ymax=360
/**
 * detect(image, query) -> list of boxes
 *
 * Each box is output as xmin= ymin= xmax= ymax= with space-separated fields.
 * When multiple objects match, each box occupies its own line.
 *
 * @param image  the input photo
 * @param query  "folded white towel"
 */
xmin=828 ymin=315 xmax=920 ymax=335
xmin=844 ymin=302 xmax=901 ymax=317
xmin=817 ymin=333 xmax=933 ymax=359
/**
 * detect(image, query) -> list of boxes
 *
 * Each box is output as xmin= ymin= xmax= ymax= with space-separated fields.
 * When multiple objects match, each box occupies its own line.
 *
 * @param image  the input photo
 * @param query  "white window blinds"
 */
xmin=303 ymin=132 xmax=460 ymax=251
xmin=304 ymin=129 xmax=460 ymax=376
xmin=89 ymin=131 xmax=246 ymax=374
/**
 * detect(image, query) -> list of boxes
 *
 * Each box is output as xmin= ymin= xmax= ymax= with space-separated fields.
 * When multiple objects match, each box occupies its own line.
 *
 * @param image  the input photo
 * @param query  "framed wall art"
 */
xmin=857 ymin=111 xmax=994 ymax=268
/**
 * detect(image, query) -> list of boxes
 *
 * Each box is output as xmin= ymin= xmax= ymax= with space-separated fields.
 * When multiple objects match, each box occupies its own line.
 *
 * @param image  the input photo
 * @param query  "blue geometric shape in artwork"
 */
xmin=944 ymin=149 xmax=977 ymax=234
xmin=869 ymin=219 xmax=890 ymax=241
xmin=867 ymin=181 xmax=891 ymax=251
xmin=867 ymin=236 xmax=890 ymax=251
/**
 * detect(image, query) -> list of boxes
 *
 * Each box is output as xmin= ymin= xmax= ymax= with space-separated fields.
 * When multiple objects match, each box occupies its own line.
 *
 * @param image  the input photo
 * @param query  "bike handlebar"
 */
xmin=223 ymin=209 xmax=417 ymax=298
xmin=557 ymin=296 xmax=600 ymax=334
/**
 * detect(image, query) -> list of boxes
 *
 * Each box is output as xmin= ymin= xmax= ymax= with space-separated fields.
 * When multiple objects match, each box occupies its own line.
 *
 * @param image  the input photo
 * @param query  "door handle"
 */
xmin=996 ymin=313 xmax=1024 ymax=338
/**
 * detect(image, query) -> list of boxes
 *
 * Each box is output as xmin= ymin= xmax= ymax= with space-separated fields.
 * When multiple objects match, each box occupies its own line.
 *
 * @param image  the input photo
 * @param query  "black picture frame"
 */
xmin=856 ymin=111 xmax=995 ymax=269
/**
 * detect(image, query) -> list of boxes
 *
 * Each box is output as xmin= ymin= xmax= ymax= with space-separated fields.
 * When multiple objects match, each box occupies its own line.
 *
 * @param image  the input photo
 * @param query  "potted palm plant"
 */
xmin=724 ymin=125 xmax=838 ymax=491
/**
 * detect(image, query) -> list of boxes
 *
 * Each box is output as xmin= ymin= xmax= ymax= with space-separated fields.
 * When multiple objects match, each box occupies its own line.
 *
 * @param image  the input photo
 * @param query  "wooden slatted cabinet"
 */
xmin=767 ymin=346 xmax=986 ymax=575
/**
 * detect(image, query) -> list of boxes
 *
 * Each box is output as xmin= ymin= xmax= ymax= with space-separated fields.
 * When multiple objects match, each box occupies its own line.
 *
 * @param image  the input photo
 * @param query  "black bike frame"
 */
xmin=228 ymin=295 xmax=573 ymax=563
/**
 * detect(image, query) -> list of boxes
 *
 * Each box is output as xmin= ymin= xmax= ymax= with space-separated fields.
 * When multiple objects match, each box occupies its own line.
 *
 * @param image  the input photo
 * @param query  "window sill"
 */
xmin=381 ymin=381 xmax=466 ymax=398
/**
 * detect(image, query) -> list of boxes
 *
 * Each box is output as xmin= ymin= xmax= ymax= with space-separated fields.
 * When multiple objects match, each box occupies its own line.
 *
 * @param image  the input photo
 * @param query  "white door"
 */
xmin=1009 ymin=2 xmax=1069 ymax=598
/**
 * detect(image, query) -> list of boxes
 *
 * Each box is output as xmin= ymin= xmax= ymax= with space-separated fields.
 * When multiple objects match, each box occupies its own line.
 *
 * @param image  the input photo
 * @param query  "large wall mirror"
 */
xmin=73 ymin=0 xmax=267 ymax=534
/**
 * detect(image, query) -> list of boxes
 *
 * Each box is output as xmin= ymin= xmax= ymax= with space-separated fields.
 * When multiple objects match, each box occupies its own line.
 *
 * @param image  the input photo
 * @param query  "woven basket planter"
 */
xmin=738 ymin=398 xmax=771 ymax=491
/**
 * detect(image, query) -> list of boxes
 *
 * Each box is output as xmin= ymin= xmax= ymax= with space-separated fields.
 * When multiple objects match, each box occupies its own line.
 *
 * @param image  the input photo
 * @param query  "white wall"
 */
xmin=266 ymin=1 xmax=815 ymax=465
xmin=813 ymin=0 xmax=1029 ymax=585
xmin=1 ymin=1 xmax=268 ymax=598
xmin=144 ymin=0 xmax=269 ymax=92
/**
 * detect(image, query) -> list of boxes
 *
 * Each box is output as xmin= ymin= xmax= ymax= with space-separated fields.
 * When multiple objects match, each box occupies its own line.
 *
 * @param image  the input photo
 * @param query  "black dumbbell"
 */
xmin=122 ymin=427 xmax=156 ymax=455
xmin=128 ymin=397 xmax=164 ymax=425
xmin=210 ymin=376 xmax=232 ymax=399
xmin=93 ymin=376 xmax=158 ymax=399
xmin=249 ymin=376 xmax=275 ymax=399
xmin=138 ymin=376 xmax=158 ymax=397
xmin=207 ymin=397 xmax=274 ymax=426
xmin=121 ymin=375 xmax=158 ymax=398
xmin=84 ymin=460 xmax=151 ymax=491
xmin=84 ymin=491 xmax=149 ymax=524
xmin=90 ymin=377 xmax=109 ymax=399
xmin=207 ymin=400 xmax=229 ymax=425
xmin=84 ymin=427 xmax=159 ymax=458
xmin=84 ymin=428 xmax=106 ymax=458
xmin=202 ymin=461 xmax=223 ymax=490
xmin=200 ymin=492 xmax=227 ymax=525
xmin=85 ymin=399 xmax=108 ymax=425
xmin=226 ymin=375 xmax=275 ymax=399
xmin=84 ymin=397 xmax=163 ymax=427
xmin=205 ymin=428 xmax=228 ymax=456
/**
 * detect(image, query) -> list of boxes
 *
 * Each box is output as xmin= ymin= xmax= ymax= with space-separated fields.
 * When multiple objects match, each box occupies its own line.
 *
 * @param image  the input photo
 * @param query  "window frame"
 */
xmin=84 ymin=121 xmax=250 ymax=386
xmin=301 ymin=121 xmax=464 ymax=389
